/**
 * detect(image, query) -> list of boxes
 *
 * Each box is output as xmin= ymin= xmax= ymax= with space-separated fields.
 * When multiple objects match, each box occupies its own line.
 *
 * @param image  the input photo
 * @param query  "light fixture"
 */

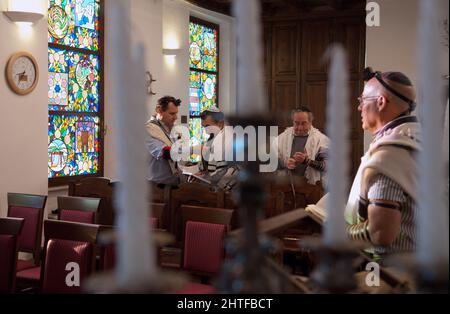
xmin=162 ymin=48 xmax=182 ymax=56
xmin=3 ymin=0 xmax=45 ymax=25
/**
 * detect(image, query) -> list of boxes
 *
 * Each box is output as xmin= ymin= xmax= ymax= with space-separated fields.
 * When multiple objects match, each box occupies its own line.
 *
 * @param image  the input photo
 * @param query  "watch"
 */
xmin=5 ymin=51 xmax=39 ymax=95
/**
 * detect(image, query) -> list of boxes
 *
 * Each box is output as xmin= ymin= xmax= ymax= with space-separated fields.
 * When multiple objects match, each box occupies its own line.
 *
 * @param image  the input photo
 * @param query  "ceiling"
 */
xmin=185 ymin=0 xmax=365 ymax=17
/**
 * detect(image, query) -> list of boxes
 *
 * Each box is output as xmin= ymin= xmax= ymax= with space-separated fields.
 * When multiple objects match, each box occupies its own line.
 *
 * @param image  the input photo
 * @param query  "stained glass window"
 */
xmin=48 ymin=0 xmax=103 ymax=183
xmin=189 ymin=18 xmax=219 ymax=161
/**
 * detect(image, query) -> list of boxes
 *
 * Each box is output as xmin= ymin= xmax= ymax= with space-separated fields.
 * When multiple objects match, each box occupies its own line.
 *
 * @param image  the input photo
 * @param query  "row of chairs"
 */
xmin=1 ymin=192 xmax=165 ymax=293
xmin=1 ymin=190 xmax=232 ymax=293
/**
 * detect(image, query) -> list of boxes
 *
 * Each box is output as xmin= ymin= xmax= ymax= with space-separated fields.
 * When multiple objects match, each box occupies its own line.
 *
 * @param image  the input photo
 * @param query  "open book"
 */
xmin=305 ymin=194 xmax=328 ymax=222
xmin=178 ymin=163 xmax=212 ymax=184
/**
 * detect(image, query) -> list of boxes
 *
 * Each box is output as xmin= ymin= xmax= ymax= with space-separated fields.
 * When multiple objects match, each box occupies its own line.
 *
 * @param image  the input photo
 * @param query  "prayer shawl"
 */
xmin=277 ymin=126 xmax=330 ymax=187
xmin=145 ymin=117 xmax=177 ymax=175
xmin=344 ymin=118 xmax=421 ymax=224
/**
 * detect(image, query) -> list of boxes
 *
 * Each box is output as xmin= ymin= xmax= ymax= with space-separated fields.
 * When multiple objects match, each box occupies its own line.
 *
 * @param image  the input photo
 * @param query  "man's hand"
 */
xmin=287 ymin=157 xmax=298 ymax=170
xmin=293 ymin=150 xmax=308 ymax=164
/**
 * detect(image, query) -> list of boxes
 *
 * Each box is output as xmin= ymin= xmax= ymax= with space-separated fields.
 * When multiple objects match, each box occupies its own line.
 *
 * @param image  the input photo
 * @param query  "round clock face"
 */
xmin=6 ymin=52 xmax=39 ymax=95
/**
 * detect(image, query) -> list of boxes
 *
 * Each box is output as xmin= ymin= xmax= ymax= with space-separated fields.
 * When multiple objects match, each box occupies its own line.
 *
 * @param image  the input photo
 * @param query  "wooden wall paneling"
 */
xmin=271 ymin=80 xmax=298 ymax=128
xmin=304 ymin=81 xmax=327 ymax=133
xmin=263 ymin=8 xmax=366 ymax=177
xmin=272 ymin=23 xmax=298 ymax=77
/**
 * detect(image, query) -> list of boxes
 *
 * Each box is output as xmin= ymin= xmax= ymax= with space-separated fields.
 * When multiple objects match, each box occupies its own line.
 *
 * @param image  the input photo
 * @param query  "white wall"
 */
xmin=161 ymin=0 xmax=236 ymax=118
xmin=103 ymin=0 xmax=164 ymax=180
xmin=364 ymin=0 xmax=449 ymax=151
xmin=0 ymin=0 xmax=48 ymax=216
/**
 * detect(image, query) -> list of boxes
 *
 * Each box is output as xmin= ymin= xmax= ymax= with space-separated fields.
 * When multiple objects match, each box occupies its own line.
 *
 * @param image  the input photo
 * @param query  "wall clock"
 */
xmin=5 ymin=51 xmax=39 ymax=95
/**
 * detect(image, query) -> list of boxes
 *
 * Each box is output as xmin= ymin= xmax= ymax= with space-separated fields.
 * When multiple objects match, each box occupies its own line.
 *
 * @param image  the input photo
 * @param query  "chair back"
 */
xmin=183 ymin=221 xmax=225 ymax=276
xmin=181 ymin=205 xmax=233 ymax=238
xmin=41 ymin=220 xmax=99 ymax=294
xmin=0 ymin=217 xmax=24 ymax=293
xmin=7 ymin=193 xmax=47 ymax=261
xmin=57 ymin=196 xmax=101 ymax=224
xmin=69 ymin=177 xmax=115 ymax=225
xmin=149 ymin=202 xmax=165 ymax=229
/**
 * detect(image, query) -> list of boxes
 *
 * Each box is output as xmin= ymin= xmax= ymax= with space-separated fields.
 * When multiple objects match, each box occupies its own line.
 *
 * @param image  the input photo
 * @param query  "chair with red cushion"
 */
xmin=0 ymin=217 xmax=24 ymax=293
xmin=26 ymin=220 xmax=99 ymax=294
xmin=7 ymin=193 xmax=47 ymax=272
xmin=68 ymin=177 xmax=116 ymax=225
xmin=57 ymin=196 xmax=101 ymax=224
xmin=175 ymin=221 xmax=226 ymax=294
xmin=183 ymin=221 xmax=226 ymax=276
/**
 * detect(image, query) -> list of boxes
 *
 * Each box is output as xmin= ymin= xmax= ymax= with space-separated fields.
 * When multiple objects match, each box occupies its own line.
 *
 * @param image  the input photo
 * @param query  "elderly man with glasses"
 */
xmin=345 ymin=67 xmax=421 ymax=263
xmin=277 ymin=105 xmax=330 ymax=189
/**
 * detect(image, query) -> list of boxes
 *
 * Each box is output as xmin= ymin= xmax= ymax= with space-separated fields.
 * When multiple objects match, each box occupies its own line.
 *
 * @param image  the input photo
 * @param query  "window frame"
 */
xmin=48 ymin=0 xmax=105 ymax=187
xmin=189 ymin=16 xmax=220 ymax=120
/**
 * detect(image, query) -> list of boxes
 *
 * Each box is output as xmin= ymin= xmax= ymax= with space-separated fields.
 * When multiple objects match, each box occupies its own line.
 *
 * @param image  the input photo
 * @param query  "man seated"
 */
xmin=145 ymin=95 xmax=181 ymax=186
xmin=276 ymin=106 xmax=330 ymax=189
xmin=196 ymin=107 xmax=239 ymax=191
xmin=345 ymin=68 xmax=420 ymax=263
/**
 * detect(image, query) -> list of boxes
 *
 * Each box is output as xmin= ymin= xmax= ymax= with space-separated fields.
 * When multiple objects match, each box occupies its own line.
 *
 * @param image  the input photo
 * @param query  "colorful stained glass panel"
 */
xmin=48 ymin=72 xmax=69 ymax=107
xmin=189 ymin=22 xmax=217 ymax=71
xmin=48 ymin=115 xmax=100 ymax=178
xmin=189 ymin=118 xmax=203 ymax=162
xmin=189 ymin=71 xmax=217 ymax=116
xmin=48 ymin=47 xmax=99 ymax=112
xmin=48 ymin=0 xmax=100 ymax=51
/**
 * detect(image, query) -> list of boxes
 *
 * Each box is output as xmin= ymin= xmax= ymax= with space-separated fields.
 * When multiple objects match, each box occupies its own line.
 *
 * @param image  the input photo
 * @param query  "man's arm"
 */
xmin=145 ymin=136 xmax=167 ymax=160
xmin=368 ymin=202 xmax=402 ymax=246
xmin=347 ymin=174 xmax=404 ymax=246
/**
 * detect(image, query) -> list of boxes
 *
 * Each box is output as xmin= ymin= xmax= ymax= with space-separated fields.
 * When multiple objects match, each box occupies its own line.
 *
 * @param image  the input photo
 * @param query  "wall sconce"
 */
xmin=3 ymin=0 xmax=45 ymax=25
xmin=162 ymin=48 xmax=182 ymax=57
xmin=163 ymin=48 xmax=181 ymax=66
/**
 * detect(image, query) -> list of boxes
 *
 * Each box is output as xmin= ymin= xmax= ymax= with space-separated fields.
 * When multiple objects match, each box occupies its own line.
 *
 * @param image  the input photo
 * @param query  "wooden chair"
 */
xmin=42 ymin=220 xmax=99 ymax=293
xmin=57 ymin=196 xmax=101 ymax=224
xmin=180 ymin=205 xmax=234 ymax=238
xmin=0 ymin=217 xmax=24 ymax=293
xmin=149 ymin=202 xmax=165 ymax=229
xmin=179 ymin=205 xmax=233 ymax=276
xmin=169 ymin=183 xmax=226 ymax=240
xmin=69 ymin=177 xmax=115 ymax=225
xmin=175 ymin=206 xmax=233 ymax=294
xmin=7 ymin=192 xmax=47 ymax=271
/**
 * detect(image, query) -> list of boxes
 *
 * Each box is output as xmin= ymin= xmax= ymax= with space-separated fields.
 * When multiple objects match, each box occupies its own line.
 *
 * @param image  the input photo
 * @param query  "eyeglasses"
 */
xmin=357 ymin=95 xmax=379 ymax=105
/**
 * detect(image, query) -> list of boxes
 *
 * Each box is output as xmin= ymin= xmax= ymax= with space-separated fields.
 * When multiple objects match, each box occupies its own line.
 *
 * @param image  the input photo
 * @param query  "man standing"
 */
xmin=345 ymin=68 xmax=420 ymax=262
xmin=277 ymin=106 xmax=330 ymax=188
xmin=145 ymin=96 xmax=181 ymax=185
xmin=199 ymin=107 xmax=239 ymax=190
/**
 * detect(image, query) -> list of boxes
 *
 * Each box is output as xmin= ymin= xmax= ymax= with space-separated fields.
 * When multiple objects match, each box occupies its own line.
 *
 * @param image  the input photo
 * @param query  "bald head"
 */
xmin=359 ymin=71 xmax=416 ymax=133
xmin=381 ymin=72 xmax=416 ymax=109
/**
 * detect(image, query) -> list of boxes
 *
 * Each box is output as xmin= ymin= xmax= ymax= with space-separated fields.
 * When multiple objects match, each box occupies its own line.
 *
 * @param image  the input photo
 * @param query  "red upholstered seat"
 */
xmin=16 ymin=266 xmax=41 ymax=282
xmin=9 ymin=206 xmax=40 ymax=252
xmin=175 ymin=282 xmax=216 ymax=294
xmin=0 ymin=217 xmax=25 ymax=293
xmin=183 ymin=221 xmax=225 ymax=275
xmin=60 ymin=209 xmax=95 ymax=224
xmin=42 ymin=239 xmax=93 ymax=294
xmin=0 ymin=235 xmax=15 ymax=293
xmin=16 ymin=259 xmax=36 ymax=272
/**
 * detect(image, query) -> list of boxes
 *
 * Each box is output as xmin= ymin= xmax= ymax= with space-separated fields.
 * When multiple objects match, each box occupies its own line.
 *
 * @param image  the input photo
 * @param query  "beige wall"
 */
xmin=364 ymin=0 xmax=449 ymax=151
xmin=0 ymin=0 xmax=48 ymax=216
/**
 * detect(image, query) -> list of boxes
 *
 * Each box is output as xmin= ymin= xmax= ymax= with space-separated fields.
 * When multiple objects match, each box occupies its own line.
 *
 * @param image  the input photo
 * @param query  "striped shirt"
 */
xmin=363 ymin=174 xmax=417 ymax=258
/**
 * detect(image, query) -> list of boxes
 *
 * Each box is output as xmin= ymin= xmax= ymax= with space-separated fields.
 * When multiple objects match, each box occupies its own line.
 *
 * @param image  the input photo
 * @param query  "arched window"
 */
xmin=47 ymin=0 xmax=103 ymax=185
xmin=189 ymin=17 xmax=219 ymax=161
